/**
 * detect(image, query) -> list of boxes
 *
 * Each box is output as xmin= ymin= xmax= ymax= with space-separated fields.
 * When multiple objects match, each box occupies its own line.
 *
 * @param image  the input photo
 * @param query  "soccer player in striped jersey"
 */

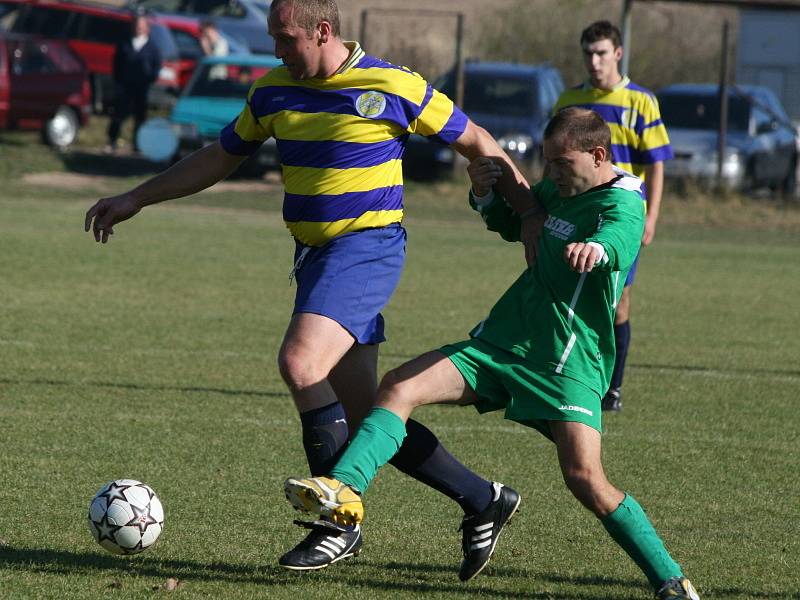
xmin=554 ymin=21 xmax=673 ymax=412
xmin=85 ymin=0 xmax=544 ymax=573
xmin=284 ymin=108 xmax=699 ymax=599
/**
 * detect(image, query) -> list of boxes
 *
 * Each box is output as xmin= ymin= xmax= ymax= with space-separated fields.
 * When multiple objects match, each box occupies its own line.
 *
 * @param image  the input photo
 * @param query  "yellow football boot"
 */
xmin=284 ymin=476 xmax=364 ymax=527
xmin=656 ymin=577 xmax=700 ymax=600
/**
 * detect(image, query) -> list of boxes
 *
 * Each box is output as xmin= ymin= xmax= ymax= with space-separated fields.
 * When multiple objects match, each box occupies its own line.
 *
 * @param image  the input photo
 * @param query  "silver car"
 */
xmin=658 ymin=83 xmax=798 ymax=194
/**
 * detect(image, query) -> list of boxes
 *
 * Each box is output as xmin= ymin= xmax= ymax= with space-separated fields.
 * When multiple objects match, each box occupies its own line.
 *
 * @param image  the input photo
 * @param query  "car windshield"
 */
xmin=659 ymin=92 xmax=750 ymax=131
xmin=458 ymin=74 xmax=538 ymax=118
xmin=0 ymin=1 xmax=19 ymax=30
xmin=137 ymin=0 xmax=245 ymax=17
xmin=186 ymin=62 xmax=270 ymax=98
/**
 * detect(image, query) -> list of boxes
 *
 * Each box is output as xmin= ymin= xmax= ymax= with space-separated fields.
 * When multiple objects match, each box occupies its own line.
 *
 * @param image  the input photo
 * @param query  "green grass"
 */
xmin=1 ymin=124 xmax=800 ymax=599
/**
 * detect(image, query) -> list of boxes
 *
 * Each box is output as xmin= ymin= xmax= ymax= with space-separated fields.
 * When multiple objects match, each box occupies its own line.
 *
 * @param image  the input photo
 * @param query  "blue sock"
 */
xmin=610 ymin=320 xmax=631 ymax=391
xmin=389 ymin=419 xmax=493 ymax=515
xmin=299 ymin=402 xmax=349 ymax=476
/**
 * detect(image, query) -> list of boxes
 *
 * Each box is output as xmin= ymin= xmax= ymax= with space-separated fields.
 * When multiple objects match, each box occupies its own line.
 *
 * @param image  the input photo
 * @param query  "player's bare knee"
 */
xmin=615 ymin=288 xmax=631 ymax=322
xmin=277 ymin=347 xmax=325 ymax=390
xmin=377 ymin=368 xmax=419 ymax=410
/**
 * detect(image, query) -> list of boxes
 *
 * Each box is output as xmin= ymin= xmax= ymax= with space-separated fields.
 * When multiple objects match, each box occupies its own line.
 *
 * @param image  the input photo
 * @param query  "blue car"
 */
xmin=404 ymin=60 xmax=564 ymax=179
xmin=136 ymin=0 xmax=273 ymax=55
xmin=170 ymin=53 xmax=282 ymax=176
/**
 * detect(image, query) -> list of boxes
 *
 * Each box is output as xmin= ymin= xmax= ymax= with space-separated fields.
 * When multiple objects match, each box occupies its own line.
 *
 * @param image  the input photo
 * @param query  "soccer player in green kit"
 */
xmin=282 ymin=107 xmax=699 ymax=599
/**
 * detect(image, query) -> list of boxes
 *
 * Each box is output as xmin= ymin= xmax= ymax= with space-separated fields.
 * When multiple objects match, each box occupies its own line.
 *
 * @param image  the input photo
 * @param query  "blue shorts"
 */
xmin=624 ymin=251 xmax=640 ymax=287
xmin=292 ymin=224 xmax=406 ymax=345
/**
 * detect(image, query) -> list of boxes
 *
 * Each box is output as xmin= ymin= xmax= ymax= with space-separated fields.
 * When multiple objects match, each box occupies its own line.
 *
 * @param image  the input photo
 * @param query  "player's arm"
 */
xmin=85 ymin=142 xmax=246 ymax=243
xmin=642 ymin=161 xmax=664 ymax=246
xmin=452 ymin=120 xmax=546 ymax=264
xmin=466 ymin=157 xmax=523 ymax=243
xmin=639 ymin=93 xmax=672 ymax=246
xmin=566 ymin=197 xmax=645 ymax=273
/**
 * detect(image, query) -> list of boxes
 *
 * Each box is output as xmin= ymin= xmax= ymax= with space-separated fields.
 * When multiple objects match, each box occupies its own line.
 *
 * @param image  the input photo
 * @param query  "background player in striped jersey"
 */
xmin=284 ymin=108 xmax=699 ymax=599
xmin=85 ymin=0 xmax=545 ymax=573
xmin=554 ymin=21 xmax=673 ymax=412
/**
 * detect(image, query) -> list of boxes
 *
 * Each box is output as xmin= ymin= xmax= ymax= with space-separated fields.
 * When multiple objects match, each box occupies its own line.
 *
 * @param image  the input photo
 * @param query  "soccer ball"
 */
xmin=87 ymin=479 xmax=164 ymax=555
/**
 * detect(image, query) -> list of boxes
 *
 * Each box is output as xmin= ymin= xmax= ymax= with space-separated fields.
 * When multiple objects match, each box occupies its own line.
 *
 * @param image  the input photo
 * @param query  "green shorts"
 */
xmin=440 ymin=338 xmax=602 ymax=439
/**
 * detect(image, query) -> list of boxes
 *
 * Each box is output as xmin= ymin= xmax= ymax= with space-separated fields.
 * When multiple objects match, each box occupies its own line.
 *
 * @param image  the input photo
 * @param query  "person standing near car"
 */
xmin=106 ymin=14 xmax=161 ymax=154
xmin=200 ymin=20 xmax=229 ymax=80
xmin=200 ymin=20 xmax=229 ymax=58
xmin=85 ymin=0 xmax=544 ymax=575
xmin=554 ymin=20 xmax=672 ymax=412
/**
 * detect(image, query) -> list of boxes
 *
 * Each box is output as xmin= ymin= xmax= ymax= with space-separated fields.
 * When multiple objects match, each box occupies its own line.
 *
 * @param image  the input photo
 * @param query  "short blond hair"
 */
xmin=270 ymin=0 xmax=340 ymax=37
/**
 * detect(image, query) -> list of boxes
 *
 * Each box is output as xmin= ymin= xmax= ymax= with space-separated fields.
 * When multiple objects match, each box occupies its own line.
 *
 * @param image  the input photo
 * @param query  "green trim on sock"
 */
xmin=330 ymin=407 xmax=407 ymax=493
xmin=601 ymin=493 xmax=683 ymax=590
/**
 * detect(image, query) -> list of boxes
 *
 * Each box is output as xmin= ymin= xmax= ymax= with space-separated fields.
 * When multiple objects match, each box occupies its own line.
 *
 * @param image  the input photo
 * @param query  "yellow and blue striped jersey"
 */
xmin=220 ymin=42 xmax=467 ymax=246
xmin=554 ymin=76 xmax=672 ymax=182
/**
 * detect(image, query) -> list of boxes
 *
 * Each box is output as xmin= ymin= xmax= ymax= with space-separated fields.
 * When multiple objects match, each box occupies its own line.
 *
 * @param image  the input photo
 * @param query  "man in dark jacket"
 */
xmin=106 ymin=15 xmax=161 ymax=153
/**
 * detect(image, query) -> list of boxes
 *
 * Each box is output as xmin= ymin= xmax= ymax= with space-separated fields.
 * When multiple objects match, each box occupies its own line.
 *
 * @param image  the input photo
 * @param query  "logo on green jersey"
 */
xmin=544 ymin=215 xmax=576 ymax=240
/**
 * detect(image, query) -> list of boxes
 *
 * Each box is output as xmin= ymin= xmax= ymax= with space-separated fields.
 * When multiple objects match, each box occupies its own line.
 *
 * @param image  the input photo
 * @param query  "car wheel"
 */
xmin=781 ymin=156 xmax=798 ymax=198
xmin=742 ymin=160 xmax=757 ymax=193
xmin=42 ymin=106 xmax=79 ymax=149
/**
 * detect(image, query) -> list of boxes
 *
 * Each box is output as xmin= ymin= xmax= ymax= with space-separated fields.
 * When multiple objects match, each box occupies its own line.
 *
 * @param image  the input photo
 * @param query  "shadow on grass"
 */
xmin=59 ymin=151 xmax=164 ymax=179
xmin=0 ymin=546 xmax=641 ymax=599
xmin=2 ymin=547 xmax=797 ymax=599
xmin=0 ymin=546 xmax=288 ymax=586
xmin=633 ymin=362 xmax=800 ymax=378
xmin=0 ymin=377 xmax=287 ymax=399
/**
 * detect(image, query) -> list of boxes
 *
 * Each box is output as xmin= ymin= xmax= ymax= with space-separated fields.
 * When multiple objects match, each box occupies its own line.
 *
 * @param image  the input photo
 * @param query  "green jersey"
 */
xmin=468 ymin=167 xmax=645 ymax=395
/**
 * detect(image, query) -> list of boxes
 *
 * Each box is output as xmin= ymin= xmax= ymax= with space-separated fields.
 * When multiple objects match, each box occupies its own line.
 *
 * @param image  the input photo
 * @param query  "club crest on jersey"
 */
xmin=355 ymin=91 xmax=387 ymax=118
xmin=620 ymin=108 xmax=639 ymax=129
xmin=544 ymin=215 xmax=576 ymax=240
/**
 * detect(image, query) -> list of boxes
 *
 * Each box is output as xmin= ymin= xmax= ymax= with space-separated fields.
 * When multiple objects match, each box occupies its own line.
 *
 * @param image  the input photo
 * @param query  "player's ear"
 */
xmin=592 ymin=146 xmax=607 ymax=165
xmin=317 ymin=20 xmax=332 ymax=43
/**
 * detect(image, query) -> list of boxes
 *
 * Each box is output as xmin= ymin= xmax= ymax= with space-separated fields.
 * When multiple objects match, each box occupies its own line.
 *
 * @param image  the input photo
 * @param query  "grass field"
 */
xmin=1 ymin=127 xmax=800 ymax=599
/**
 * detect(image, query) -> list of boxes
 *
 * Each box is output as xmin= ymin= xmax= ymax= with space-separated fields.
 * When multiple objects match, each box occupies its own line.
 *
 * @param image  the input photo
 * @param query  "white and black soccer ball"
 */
xmin=87 ymin=479 xmax=164 ymax=555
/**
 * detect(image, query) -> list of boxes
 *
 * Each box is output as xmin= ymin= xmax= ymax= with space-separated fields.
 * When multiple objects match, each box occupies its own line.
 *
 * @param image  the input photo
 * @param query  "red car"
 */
xmin=6 ymin=0 xmax=184 ymax=112
xmin=0 ymin=32 xmax=91 ymax=147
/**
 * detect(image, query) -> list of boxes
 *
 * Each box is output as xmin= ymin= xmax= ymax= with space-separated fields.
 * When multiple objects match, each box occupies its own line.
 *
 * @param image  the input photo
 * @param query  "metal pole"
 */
xmin=452 ymin=12 xmax=465 ymax=178
xmin=620 ymin=0 xmax=633 ymax=77
xmin=359 ymin=9 xmax=368 ymax=52
xmin=454 ymin=12 xmax=464 ymax=109
xmin=717 ymin=20 xmax=730 ymax=189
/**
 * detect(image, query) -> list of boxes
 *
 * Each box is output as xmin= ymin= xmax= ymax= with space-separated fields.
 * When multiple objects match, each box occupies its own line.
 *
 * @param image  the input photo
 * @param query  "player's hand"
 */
xmin=521 ymin=212 xmax=545 ymax=266
xmin=467 ymin=157 xmax=502 ymax=197
xmin=564 ymin=242 xmax=600 ymax=273
xmin=84 ymin=193 xmax=142 ymax=243
xmin=642 ymin=217 xmax=656 ymax=246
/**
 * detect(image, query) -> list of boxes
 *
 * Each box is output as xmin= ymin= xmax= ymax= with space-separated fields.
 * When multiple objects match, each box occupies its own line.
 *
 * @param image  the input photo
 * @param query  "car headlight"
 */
xmin=711 ymin=148 xmax=742 ymax=177
xmin=158 ymin=66 xmax=177 ymax=84
xmin=498 ymin=134 xmax=534 ymax=155
xmin=435 ymin=147 xmax=454 ymax=162
xmin=172 ymin=122 xmax=198 ymax=140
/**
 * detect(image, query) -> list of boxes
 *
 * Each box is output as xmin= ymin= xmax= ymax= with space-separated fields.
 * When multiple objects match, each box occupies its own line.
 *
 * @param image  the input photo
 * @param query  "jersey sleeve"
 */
xmin=408 ymin=85 xmax=468 ymax=145
xmin=219 ymin=86 xmax=273 ymax=156
xmin=468 ymin=190 xmax=521 ymax=243
xmin=584 ymin=192 xmax=645 ymax=272
xmin=637 ymin=94 xmax=673 ymax=164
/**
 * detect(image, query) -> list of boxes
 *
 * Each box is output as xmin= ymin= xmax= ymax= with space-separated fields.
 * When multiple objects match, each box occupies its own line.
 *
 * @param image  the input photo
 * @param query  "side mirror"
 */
xmin=756 ymin=120 xmax=778 ymax=135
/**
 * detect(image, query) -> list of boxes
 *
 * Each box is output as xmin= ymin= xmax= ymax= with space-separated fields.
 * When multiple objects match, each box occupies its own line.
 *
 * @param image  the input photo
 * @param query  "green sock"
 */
xmin=601 ymin=493 xmax=683 ymax=590
xmin=330 ymin=407 xmax=407 ymax=493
